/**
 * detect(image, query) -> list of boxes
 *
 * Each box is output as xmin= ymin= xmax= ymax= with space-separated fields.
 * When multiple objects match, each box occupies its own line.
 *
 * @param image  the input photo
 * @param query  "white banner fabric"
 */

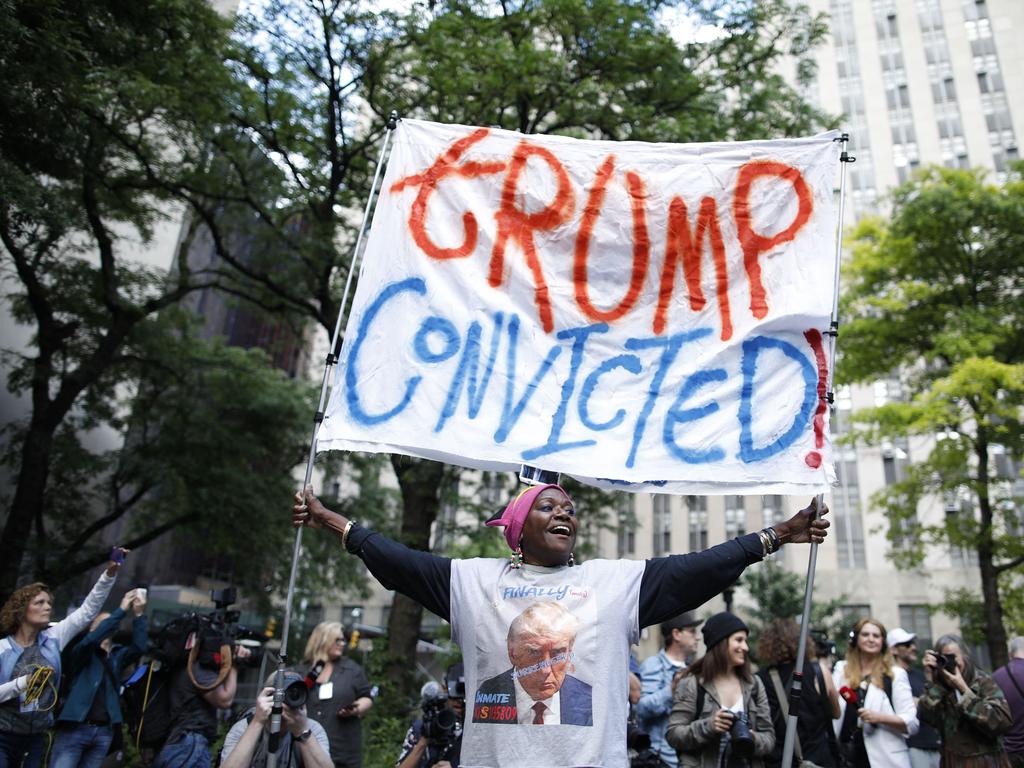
xmin=318 ymin=119 xmax=840 ymax=494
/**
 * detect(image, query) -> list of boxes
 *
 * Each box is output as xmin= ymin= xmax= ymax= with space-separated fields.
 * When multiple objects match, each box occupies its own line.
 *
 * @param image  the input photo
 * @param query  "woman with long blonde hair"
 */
xmin=301 ymin=622 xmax=373 ymax=768
xmin=833 ymin=618 xmax=919 ymax=768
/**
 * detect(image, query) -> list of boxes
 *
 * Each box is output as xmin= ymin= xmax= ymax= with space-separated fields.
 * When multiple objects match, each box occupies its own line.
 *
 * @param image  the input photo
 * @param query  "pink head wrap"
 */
xmin=485 ymin=483 xmax=569 ymax=550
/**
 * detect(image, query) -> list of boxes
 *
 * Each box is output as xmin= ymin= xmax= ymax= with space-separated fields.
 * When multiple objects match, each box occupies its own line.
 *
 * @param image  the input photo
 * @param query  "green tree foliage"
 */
xmin=840 ymin=165 xmax=1024 ymax=667
xmin=739 ymin=558 xmax=846 ymax=662
xmin=388 ymin=0 xmax=830 ymax=140
xmin=0 ymin=0 xmax=247 ymax=598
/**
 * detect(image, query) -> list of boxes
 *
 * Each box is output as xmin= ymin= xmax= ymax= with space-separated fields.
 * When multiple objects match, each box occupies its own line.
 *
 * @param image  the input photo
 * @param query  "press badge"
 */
xmin=319 ymin=682 xmax=333 ymax=700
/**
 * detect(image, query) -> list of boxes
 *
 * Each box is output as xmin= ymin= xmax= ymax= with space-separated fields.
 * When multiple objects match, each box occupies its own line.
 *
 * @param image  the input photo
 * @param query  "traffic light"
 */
xmin=348 ymin=630 xmax=360 ymax=649
xmin=264 ymin=617 xmax=277 ymax=639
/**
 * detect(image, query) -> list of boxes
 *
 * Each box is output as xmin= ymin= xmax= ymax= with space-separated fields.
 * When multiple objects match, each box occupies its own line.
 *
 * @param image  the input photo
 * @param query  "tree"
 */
xmin=0 ymin=0 xmax=245 ymax=598
xmin=739 ymin=558 xmax=847 ymax=662
xmin=181 ymin=0 xmax=834 ymax=704
xmin=840 ymin=165 xmax=1024 ymax=668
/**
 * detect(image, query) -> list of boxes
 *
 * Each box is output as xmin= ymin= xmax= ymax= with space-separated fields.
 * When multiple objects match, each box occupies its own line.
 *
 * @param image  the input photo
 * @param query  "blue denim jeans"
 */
xmin=50 ymin=723 xmax=114 ymax=768
xmin=0 ymin=731 xmax=45 ymax=768
xmin=152 ymin=732 xmax=211 ymax=768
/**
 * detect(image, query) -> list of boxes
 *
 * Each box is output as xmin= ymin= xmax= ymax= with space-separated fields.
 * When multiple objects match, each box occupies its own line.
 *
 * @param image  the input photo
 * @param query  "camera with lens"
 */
xmin=934 ymin=651 xmax=959 ymax=674
xmin=627 ymin=725 xmax=666 ymax=768
xmin=281 ymin=671 xmax=311 ymax=709
xmin=725 ymin=711 xmax=755 ymax=758
xmin=810 ymin=629 xmax=836 ymax=659
xmin=420 ymin=684 xmax=459 ymax=743
xmin=153 ymin=586 xmax=263 ymax=670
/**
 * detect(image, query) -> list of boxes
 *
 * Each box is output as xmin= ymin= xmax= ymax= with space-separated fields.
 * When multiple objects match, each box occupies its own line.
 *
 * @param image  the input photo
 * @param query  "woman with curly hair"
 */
xmin=756 ymin=618 xmax=839 ymax=768
xmin=666 ymin=612 xmax=775 ymax=768
xmin=833 ymin=617 xmax=919 ymax=768
xmin=919 ymin=634 xmax=1011 ymax=768
xmin=0 ymin=553 xmax=124 ymax=767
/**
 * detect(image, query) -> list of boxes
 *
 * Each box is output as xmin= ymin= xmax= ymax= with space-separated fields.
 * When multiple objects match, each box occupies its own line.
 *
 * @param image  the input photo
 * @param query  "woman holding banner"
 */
xmin=293 ymin=483 xmax=827 ymax=768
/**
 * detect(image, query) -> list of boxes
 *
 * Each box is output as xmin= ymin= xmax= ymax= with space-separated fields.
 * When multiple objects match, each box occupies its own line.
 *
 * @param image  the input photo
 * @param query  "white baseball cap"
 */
xmin=887 ymin=628 xmax=917 ymax=646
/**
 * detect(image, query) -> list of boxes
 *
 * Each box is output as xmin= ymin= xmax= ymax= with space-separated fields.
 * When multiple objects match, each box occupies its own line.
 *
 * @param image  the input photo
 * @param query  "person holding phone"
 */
xmin=919 ymin=634 xmax=1011 ymax=768
xmin=51 ymin=587 xmax=148 ymax=768
xmin=0 ymin=549 xmax=126 ymax=768
xmin=302 ymin=622 xmax=373 ymax=768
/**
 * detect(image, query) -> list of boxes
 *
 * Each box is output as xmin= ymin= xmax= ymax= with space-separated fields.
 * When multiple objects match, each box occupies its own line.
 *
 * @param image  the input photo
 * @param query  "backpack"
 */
xmin=121 ymin=660 xmax=173 ymax=751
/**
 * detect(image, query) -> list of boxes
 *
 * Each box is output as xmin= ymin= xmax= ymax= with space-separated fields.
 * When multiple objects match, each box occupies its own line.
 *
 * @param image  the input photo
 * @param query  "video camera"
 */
xmin=153 ymin=587 xmax=263 ymax=669
xmin=810 ymin=629 xmax=837 ymax=659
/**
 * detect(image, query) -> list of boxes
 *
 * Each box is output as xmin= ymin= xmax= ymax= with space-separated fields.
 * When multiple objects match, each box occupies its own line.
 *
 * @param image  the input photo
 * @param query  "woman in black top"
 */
xmin=756 ymin=618 xmax=840 ymax=768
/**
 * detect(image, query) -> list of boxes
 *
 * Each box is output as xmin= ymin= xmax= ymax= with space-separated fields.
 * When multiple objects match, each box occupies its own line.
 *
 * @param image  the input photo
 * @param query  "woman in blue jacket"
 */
xmin=0 ymin=555 xmax=123 ymax=768
xmin=50 ymin=588 xmax=148 ymax=768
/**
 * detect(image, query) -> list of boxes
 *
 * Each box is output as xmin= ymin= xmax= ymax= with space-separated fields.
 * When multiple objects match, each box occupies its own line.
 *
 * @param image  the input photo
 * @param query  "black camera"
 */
xmin=152 ymin=586 xmax=263 ymax=670
xmin=727 ymin=711 xmax=755 ymax=758
xmin=282 ymin=671 xmax=310 ymax=709
xmin=627 ymin=726 xmax=665 ymax=768
xmin=810 ymin=629 xmax=837 ymax=659
xmin=420 ymin=684 xmax=459 ymax=743
xmin=935 ymin=651 xmax=958 ymax=674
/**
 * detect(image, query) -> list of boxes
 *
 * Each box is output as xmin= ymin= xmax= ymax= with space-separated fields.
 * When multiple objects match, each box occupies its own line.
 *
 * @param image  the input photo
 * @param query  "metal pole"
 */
xmin=780 ymin=132 xmax=853 ymax=768
xmin=266 ymin=111 xmax=399 ymax=765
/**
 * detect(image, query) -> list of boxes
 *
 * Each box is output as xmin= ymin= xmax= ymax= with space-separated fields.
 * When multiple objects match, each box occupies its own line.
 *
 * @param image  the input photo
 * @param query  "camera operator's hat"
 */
xmin=486 ymin=483 xmax=568 ymax=550
xmin=701 ymin=612 xmax=748 ymax=651
xmin=660 ymin=612 xmax=703 ymax=641
xmin=887 ymin=628 xmax=917 ymax=646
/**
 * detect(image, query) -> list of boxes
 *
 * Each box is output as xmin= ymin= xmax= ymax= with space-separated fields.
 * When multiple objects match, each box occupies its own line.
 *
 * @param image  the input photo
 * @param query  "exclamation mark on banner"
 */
xmin=803 ymin=328 xmax=828 ymax=469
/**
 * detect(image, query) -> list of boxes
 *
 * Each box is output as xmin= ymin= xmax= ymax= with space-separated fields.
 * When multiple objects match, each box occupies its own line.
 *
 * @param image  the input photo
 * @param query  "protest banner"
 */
xmin=317 ymin=119 xmax=841 ymax=493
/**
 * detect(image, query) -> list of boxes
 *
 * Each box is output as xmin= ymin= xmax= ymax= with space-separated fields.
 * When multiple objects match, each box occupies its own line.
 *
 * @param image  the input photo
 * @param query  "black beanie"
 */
xmin=701 ymin=612 xmax=748 ymax=651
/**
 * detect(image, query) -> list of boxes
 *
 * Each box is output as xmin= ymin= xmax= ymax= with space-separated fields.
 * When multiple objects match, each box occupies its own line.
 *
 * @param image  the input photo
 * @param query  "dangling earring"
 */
xmin=510 ymin=547 xmax=524 ymax=569
xmin=568 ymin=552 xmax=575 ymax=567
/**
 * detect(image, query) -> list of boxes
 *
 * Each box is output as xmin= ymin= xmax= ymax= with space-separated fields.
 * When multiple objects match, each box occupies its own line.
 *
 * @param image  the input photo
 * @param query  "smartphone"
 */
xmin=110 ymin=547 xmax=126 ymax=565
xmin=135 ymin=587 xmax=147 ymax=601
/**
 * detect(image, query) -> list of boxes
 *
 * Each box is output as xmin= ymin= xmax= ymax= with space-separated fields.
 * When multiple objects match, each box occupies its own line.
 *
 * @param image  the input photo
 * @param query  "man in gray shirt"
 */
xmin=221 ymin=683 xmax=332 ymax=768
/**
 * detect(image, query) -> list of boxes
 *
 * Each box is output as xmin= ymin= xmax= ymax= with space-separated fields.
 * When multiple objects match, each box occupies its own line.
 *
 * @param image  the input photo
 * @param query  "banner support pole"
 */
xmin=780 ymin=132 xmax=854 ymax=768
xmin=266 ymin=111 xmax=399 ymax=766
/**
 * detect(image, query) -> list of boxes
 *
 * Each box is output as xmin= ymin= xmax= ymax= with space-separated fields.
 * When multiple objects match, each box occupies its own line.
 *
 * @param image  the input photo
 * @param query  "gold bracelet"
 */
xmin=341 ymin=520 xmax=355 ymax=550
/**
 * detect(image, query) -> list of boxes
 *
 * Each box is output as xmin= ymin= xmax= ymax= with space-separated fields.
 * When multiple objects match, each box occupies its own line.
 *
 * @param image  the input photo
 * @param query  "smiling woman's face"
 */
xmin=520 ymin=488 xmax=577 ymax=567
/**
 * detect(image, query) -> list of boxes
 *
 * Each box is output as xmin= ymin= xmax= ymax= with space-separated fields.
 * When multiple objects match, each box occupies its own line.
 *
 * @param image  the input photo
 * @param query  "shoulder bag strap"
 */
xmin=1006 ymin=665 xmax=1024 ymax=700
xmin=768 ymin=668 xmax=803 ymax=763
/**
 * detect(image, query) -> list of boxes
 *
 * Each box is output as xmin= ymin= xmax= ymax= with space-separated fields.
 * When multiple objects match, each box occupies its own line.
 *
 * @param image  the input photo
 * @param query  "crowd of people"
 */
xmin=633 ymin=614 xmax=1023 ymax=768
xmin=1 ymin=481 xmax=1022 ymax=768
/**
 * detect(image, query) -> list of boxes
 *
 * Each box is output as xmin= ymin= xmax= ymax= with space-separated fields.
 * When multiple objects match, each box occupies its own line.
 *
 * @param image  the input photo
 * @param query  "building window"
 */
xmin=898 ymin=604 xmax=933 ymax=650
xmin=617 ymin=496 xmax=636 ymax=558
xmin=724 ymin=496 xmax=746 ymax=539
xmin=688 ymin=496 xmax=708 ymax=552
xmin=834 ymin=449 xmax=867 ymax=568
xmin=652 ymin=494 xmax=671 ymax=557
xmin=761 ymin=495 xmax=786 ymax=528
xmin=946 ymin=497 xmax=980 ymax=566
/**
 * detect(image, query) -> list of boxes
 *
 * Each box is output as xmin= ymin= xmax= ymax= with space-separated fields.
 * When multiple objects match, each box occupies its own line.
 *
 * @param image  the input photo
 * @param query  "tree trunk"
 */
xmin=974 ymin=437 xmax=1008 ymax=668
xmin=0 ymin=416 xmax=56 ymax=601
xmin=385 ymin=455 xmax=446 ymax=701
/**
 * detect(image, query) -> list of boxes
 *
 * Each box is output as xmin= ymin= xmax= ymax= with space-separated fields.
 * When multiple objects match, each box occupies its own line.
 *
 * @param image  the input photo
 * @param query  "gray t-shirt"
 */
xmin=452 ymin=557 xmax=645 ymax=767
xmin=0 ymin=644 xmax=53 ymax=734
xmin=221 ymin=714 xmax=330 ymax=767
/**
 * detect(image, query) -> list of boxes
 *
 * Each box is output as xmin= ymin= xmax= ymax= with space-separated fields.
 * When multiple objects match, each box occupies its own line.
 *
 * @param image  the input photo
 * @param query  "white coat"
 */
xmin=833 ymin=660 xmax=920 ymax=768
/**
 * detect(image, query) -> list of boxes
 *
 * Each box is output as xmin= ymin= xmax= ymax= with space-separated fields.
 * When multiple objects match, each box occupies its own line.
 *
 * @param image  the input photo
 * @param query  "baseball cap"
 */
xmin=660 ymin=612 xmax=703 ymax=641
xmin=887 ymin=628 xmax=917 ymax=646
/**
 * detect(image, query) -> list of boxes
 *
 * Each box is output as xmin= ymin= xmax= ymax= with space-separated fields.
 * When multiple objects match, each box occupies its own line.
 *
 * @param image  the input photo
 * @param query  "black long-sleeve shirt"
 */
xmin=344 ymin=525 xmax=764 ymax=627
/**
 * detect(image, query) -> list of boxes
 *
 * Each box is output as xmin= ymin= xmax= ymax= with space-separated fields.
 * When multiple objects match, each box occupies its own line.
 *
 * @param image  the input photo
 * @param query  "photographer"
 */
xmin=666 ymin=613 xmax=775 ymax=768
xmin=220 ymin=679 xmax=332 ymax=768
xmin=151 ymin=640 xmax=249 ymax=768
xmin=51 ymin=588 xmax=148 ymax=768
xmin=396 ymin=663 xmax=464 ymax=768
xmin=918 ymin=634 xmax=1011 ymax=768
